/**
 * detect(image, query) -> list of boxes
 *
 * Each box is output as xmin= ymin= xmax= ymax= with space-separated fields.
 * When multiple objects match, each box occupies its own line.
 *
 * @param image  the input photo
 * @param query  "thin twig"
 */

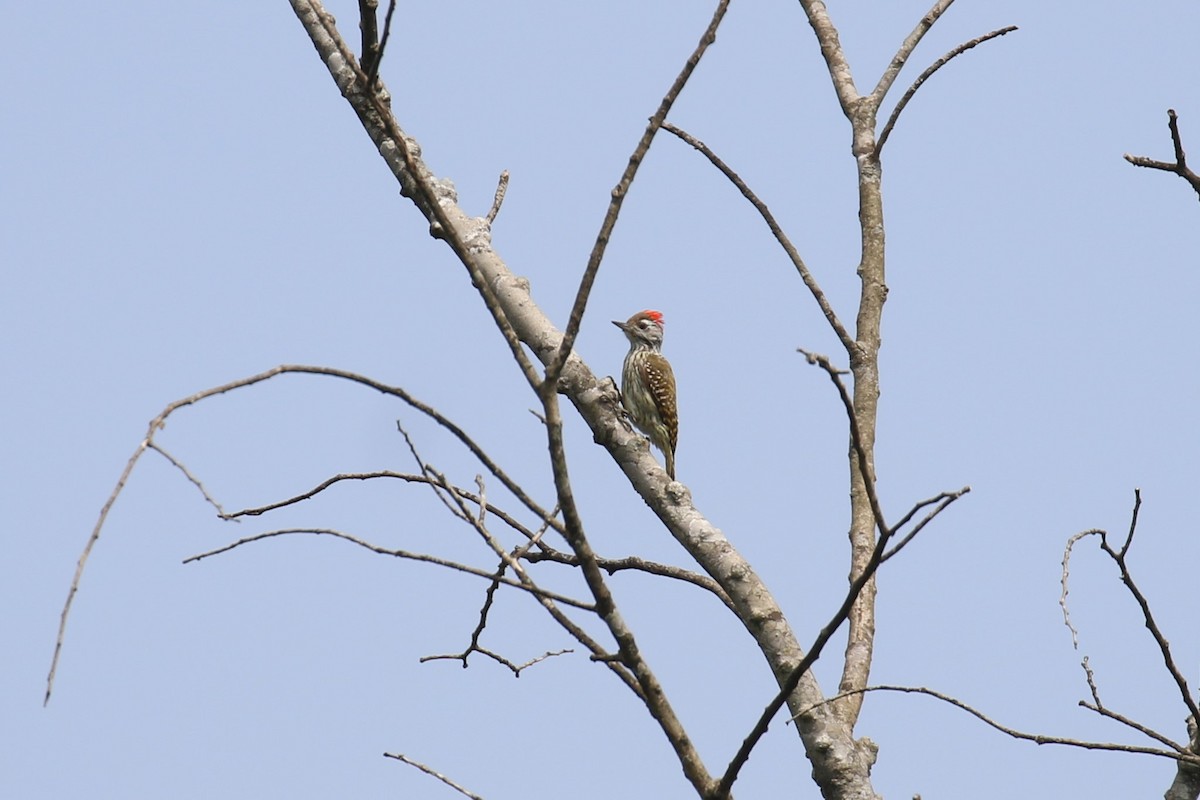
xmin=543 ymin=0 xmax=733 ymax=391
xmin=1081 ymin=700 xmax=1188 ymax=754
xmin=485 ymin=170 xmax=509 ymax=224
xmin=799 ymin=685 xmax=1197 ymax=765
xmin=146 ymin=442 xmax=230 ymax=519
xmin=880 ymin=487 xmax=970 ymax=563
xmin=367 ymin=0 xmax=398 ymax=88
xmin=396 ymin=420 xmax=469 ymax=521
xmin=1060 ymin=529 xmax=1096 ymax=651
xmin=525 ymin=550 xmax=734 ymax=611
xmin=223 ymin=470 xmax=564 ymax=541
xmin=1119 ymin=487 xmax=1143 ymax=555
xmin=797 ymin=348 xmax=886 ymax=535
xmin=1125 ymin=109 xmax=1200 ymax=201
xmin=876 ymin=25 xmax=1019 ymax=157
xmin=662 ymin=125 xmax=853 ymax=354
xmin=384 ymin=752 xmax=486 ymax=800
xmin=871 ymin=0 xmax=958 ymax=105
xmin=183 ymin=527 xmax=595 ymax=610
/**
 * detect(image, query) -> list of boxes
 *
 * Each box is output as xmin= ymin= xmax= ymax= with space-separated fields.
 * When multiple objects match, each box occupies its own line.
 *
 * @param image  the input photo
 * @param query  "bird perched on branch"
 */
xmin=613 ymin=309 xmax=678 ymax=479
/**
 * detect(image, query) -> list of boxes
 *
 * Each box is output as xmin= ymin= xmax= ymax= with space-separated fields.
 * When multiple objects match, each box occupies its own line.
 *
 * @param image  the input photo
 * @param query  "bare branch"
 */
xmin=1060 ymin=528 xmax=1096 ymax=651
xmin=396 ymin=420 xmax=471 ymax=522
xmin=223 ymin=470 xmax=564 ymax=545
xmin=46 ymin=434 xmax=150 ymax=705
xmin=870 ymin=0 xmax=958 ymax=106
xmin=147 ymin=442 xmax=230 ymax=519
xmin=1081 ymin=699 xmax=1188 ymax=754
xmin=544 ymin=0 xmax=732 ymax=389
xmin=795 ymin=1 xmax=860 ymax=116
xmin=802 ymin=685 xmax=1199 ymax=765
xmin=384 ymin=752 xmax=486 ymax=800
xmin=421 ymin=646 xmax=572 ymax=677
xmin=797 ymin=348 xmax=886 ymax=534
xmin=1119 ymin=486 xmax=1143 ymax=555
xmin=1095 ymin=492 xmax=1200 ymax=725
xmin=876 ymin=25 xmax=1019 ymax=157
xmin=526 ymin=550 xmax=734 ymax=611
xmin=183 ymin=527 xmax=594 ymax=611
xmin=661 ymin=125 xmax=854 ymax=354
xmin=880 ymin=486 xmax=971 ymax=563
xmin=1125 ymin=109 xmax=1200 ymax=201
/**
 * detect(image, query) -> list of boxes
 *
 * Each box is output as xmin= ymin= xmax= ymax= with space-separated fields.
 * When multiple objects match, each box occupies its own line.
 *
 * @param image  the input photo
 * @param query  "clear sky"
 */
xmin=5 ymin=2 xmax=1199 ymax=798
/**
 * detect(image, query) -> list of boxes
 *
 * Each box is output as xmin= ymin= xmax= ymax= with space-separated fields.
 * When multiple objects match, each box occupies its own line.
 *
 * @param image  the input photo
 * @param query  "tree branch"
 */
xmin=870 ymin=0 xmax=958 ymax=107
xmin=384 ymin=752 xmax=486 ymax=800
xmin=183 ymin=527 xmax=594 ymax=611
xmin=662 ymin=124 xmax=854 ymax=354
xmin=875 ymin=25 xmax=1019 ymax=157
xmin=1125 ymin=109 xmax=1200 ymax=201
xmin=544 ymin=0 xmax=732 ymax=390
xmin=804 ymin=685 xmax=1200 ymax=766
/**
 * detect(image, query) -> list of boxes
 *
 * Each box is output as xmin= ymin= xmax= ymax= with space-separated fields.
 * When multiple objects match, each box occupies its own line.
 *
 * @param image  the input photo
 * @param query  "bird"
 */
xmin=612 ymin=310 xmax=678 ymax=479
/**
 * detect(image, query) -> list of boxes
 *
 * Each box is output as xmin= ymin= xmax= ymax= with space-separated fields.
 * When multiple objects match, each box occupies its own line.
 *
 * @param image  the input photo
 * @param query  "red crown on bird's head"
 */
xmin=641 ymin=310 xmax=664 ymax=325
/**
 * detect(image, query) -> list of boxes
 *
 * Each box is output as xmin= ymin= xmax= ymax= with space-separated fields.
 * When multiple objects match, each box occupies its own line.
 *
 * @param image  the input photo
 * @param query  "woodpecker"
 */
xmin=613 ymin=310 xmax=678 ymax=479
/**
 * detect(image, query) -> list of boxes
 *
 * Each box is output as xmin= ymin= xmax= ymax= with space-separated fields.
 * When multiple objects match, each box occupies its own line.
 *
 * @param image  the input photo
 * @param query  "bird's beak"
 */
xmin=612 ymin=320 xmax=626 ymax=330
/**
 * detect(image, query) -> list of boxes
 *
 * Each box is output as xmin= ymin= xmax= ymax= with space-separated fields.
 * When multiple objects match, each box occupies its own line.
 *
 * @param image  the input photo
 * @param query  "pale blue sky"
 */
xmin=5 ymin=2 xmax=1199 ymax=798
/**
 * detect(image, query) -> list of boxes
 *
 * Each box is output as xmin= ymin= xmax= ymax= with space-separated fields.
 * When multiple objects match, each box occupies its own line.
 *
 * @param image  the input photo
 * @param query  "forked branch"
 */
xmin=804 ymin=685 xmax=1200 ymax=766
xmin=1125 ymin=109 xmax=1200 ymax=201
xmin=875 ymin=25 xmax=1019 ymax=156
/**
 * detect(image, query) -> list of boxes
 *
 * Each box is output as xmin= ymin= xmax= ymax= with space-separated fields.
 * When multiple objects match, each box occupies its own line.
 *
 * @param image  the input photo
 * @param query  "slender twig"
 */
xmin=1060 ymin=529 xmax=1095 ymax=651
xmin=1081 ymin=700 xmax=1188 ymax=753
xmin=662 ymin=125 xmax=854 ymax=354
xmin=1119 ymin=487 xmax=1143 ymax=555
xmin=543 ymin=0 xmax=732 ymax=390
xmin=384 ymin=752 xmax=486 ymax=800
xmin=800 ymin=685 xmax=1198 ymax=765
xmin=183 ymin=527 xmax=594 ymax=610
xmin=146 ymin=442 xmax=230 ymax=518
xmin=525 ymin=550 xmax=733 ymax=611
xmin=797 ymin=349 xmax=886 ymax=533
xmin=422 ymin=645 xmax=572 ymax=677
xmin=876 ymin=25 xmax=1018 ymax=157
xmin=880 ymin=487 xmax=969 ymax=563
xmin=870 ymin=0 xmax=958 ymax=106
xmin=223 ymin=470 xmax=565 ymax=540
xmin=1125 ymin=110 xmax=1200 ymax=201
xmin=485 ymin=170 xmax=510 ymax=225
xmin=366 ymin=0 xmax=398 ymax=88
